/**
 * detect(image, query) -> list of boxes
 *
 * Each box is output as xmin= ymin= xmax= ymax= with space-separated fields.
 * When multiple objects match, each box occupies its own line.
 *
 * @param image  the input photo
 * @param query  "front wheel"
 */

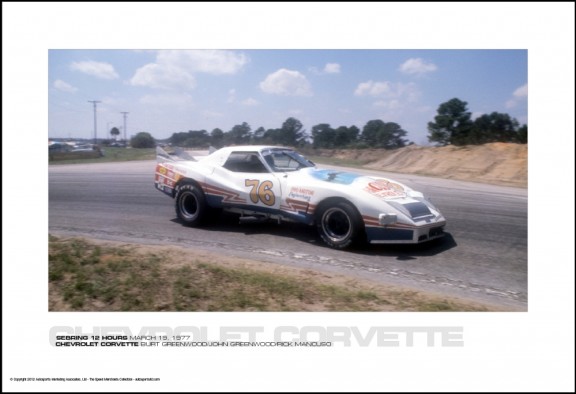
xmin=316 ymin=201 xmax=364 ymax=249
xmin=175 ymin=183 xmax=207 ymax=226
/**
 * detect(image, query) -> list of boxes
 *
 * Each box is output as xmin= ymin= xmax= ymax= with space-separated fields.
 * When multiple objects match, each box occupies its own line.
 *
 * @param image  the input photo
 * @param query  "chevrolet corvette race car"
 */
xmin=154 ymin=145 xmax=446 ymax=249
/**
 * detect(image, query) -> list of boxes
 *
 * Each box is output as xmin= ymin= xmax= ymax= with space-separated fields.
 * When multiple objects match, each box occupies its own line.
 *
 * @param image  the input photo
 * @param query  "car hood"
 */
xmin=299 ymin=168 xmax=443 ymax=222
xmin=303 ymin=168 xmax=412 ymax=200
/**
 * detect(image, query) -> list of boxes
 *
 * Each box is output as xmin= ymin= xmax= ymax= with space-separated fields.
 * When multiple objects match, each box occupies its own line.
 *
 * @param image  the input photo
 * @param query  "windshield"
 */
xmin=262 ymin=149 xmax=315 ymax=172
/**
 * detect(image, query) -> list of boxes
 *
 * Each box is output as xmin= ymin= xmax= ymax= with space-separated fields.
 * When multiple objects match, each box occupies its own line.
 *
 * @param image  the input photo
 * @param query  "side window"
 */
xmin=223 ymin=152 xmax=269 ymax=173
xmin=266 ymin=152 xmax=303 ymax=171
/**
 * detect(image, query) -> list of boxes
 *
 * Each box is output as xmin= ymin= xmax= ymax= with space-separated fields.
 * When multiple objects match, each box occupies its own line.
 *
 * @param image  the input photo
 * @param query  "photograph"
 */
xmin=47 ymin=48 xmax=528 ymax=313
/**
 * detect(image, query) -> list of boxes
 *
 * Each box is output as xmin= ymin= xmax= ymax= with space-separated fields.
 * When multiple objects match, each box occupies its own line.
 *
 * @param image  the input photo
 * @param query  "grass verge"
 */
xmin=49 ymin=235 xmax=489 ymax=312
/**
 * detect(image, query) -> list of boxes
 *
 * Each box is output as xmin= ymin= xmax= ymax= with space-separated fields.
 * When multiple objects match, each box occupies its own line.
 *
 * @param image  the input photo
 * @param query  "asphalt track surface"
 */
xmin=49 ymin=160 xmax=528 ymax=310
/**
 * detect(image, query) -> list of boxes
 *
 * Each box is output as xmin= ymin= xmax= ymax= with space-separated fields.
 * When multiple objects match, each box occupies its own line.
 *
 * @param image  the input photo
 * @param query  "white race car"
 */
xmin=155 ymin=145 xmax=446 ymax=249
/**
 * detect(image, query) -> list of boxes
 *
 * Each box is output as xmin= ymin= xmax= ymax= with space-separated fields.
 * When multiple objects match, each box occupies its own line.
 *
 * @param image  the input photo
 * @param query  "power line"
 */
xmin=88 ymin=100 xmax=101 ymax=144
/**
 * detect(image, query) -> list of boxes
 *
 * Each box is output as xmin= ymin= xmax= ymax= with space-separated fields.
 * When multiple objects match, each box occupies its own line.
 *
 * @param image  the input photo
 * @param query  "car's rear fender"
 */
xmin=173 ymin=177 xmax=203 ymax=198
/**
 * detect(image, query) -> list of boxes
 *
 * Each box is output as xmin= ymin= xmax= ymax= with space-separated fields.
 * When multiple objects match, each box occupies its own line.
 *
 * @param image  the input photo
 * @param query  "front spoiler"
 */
xmin=366 ymin=223 xmax=446 ymax=244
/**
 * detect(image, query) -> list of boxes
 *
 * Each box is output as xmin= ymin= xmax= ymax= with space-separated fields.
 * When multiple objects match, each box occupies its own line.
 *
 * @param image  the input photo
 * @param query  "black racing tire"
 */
xmin=175 ymin=182 xmax=208 ymax=227
xmin=316 ymin=201 xmax=365 ymax=249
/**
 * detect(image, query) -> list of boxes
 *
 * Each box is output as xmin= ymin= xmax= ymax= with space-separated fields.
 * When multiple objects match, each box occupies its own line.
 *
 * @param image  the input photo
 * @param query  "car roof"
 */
xmin=200 ymin=145 xmax=295 ymax=166
xmin=213 ymin=145 xmax=293 ymax=154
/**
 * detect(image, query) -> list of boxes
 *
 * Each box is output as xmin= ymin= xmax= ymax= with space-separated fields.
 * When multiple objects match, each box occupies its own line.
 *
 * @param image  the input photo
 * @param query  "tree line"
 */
xmin=130 ymin=97 xmax=527 ymax=148
xmin=166 ymin=117 xmax=409 ymax=150
xmin=427 ymin=98 xmax=527 ymax=145
xmin=130 ymin=121 xmax=403 ymax=149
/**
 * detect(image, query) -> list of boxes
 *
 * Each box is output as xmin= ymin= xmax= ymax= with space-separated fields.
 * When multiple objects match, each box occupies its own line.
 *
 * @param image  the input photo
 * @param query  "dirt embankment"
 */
xmin=314 ymin=142 xmax=527 ymax=188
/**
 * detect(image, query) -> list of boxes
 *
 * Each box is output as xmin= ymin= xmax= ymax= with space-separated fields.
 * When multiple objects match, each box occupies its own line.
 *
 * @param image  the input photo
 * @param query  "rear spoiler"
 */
xmin=156 ymin=146 xmax=196 ymax=162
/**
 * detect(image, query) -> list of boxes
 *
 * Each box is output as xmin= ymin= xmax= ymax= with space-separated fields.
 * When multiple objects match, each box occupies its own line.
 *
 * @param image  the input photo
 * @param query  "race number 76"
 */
xmin=245 ymin=179 xmax=276 ymax=206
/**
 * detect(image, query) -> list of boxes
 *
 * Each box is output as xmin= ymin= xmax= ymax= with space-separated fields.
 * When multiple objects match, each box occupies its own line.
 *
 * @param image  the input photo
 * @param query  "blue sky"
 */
xmin=49 ymin=49 xmax=527 ymax=145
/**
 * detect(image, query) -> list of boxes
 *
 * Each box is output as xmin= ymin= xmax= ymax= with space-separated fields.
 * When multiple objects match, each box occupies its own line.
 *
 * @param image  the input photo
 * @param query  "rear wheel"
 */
xmin=316 ymin=201 xmax=364 ymax=249
xmin=175 ymin=183 xmax=207 ymax=226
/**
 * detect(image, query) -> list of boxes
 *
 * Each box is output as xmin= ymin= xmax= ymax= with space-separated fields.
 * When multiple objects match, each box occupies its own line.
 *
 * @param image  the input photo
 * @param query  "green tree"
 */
xmin=428 ymin=98 xmax=473 ymax=146
xmin=471 ymin=112 xmax=520 ymax=144
xmin=311 ymin=124 xmax=360 ymax=148
xmin=253 ymin=126 xmax=266 ymax=142
xmin=334 ymin=126 xmax=360 ymax=148
xmin=110 ymin=127 xmax=120 ymax=140
xmin=516 ymin=124 xmax=528 ymax=144
xmin=170 ymin=130 xmax=210 ymax=147
xmin=184 ymin=130 xmax=210 ymax=147
xmin=280 ymin=117 xmax=306 ymax=146
xmin=361 ymin=120 xmax=408 ymax=148
xmin=226 ymin=122 xmax=251 ymax=145
xmin=130 ymin=132 xmax=156 ymax=148
xmin=211 ymin=128 xmax=224 ymax=148
xmin=311 ymin=123 xmax=335 ymax=148
xmin=262 ymin=128 xmax=282 ymax=145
